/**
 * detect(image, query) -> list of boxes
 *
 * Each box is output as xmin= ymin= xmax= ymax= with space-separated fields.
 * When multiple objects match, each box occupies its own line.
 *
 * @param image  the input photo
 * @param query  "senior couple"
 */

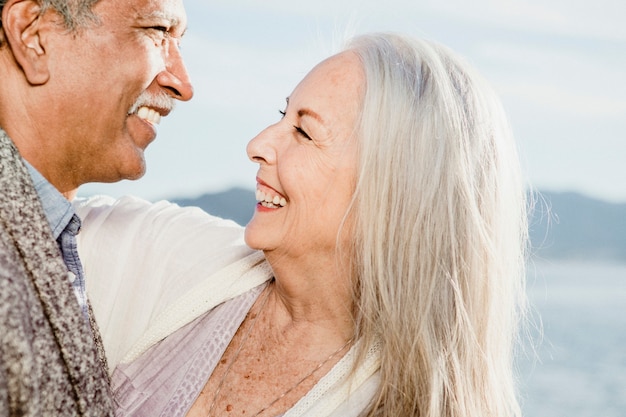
xmin=0 ymin=0 xmax=528 ymax=416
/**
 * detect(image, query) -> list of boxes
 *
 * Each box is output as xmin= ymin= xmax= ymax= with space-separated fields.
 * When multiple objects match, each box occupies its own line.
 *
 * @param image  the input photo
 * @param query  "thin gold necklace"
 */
xmin=207 ymin=285 xmax=353 ymax=417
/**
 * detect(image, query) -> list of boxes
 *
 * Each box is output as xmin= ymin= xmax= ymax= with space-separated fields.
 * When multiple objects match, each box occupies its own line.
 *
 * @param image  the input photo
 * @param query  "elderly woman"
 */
xmin=77 ymin=33 xmax=527 ymax=417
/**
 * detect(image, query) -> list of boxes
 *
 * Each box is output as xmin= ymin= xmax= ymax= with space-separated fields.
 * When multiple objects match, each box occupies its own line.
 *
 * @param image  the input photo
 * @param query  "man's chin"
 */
xmin=91 ymin=159 xmax=147 ymax=184
xmin=121 ymin=163 xmax=147 ymax=182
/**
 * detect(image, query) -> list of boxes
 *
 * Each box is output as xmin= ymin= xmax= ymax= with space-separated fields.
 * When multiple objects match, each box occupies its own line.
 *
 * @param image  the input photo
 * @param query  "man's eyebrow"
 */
xmin=140 ymin=11 xmax=188 ymax=38
xmin=140 ymin=11 xmax=181 ymax=27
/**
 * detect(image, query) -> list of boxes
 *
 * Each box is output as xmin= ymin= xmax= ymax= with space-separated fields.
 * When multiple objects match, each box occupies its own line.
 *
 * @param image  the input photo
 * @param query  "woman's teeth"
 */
xmin=256 ymin=189 xmax=287 ymax=208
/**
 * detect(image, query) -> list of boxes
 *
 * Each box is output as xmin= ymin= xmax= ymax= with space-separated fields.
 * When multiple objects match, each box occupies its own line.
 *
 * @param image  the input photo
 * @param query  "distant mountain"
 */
xmin=529 ymin=191 xmax=626 ymax=261
xmin=172 ymin=187 xmax=256 ymax=227
xmin=172 ymin=188 xmax=626 ymax=262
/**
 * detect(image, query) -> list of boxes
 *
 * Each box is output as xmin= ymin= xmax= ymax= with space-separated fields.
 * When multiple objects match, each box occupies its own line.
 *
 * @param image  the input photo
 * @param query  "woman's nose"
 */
xmin=247 ymin=126 xmax=277 ymax=165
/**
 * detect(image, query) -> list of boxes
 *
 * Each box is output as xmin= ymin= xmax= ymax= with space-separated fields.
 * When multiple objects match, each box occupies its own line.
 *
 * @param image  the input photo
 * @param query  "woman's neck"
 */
xmin=261 ymin=254 xmax=355 ymax=345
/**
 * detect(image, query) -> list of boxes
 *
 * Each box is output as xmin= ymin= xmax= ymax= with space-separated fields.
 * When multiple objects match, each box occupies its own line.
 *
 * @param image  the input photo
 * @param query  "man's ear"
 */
xmin=2 ymin=0 xmax=51 ymax=85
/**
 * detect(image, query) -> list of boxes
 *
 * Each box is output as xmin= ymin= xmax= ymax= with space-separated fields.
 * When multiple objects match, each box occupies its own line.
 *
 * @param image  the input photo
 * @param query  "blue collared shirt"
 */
xmin=24 ymin=161 xmax=90 ymax=322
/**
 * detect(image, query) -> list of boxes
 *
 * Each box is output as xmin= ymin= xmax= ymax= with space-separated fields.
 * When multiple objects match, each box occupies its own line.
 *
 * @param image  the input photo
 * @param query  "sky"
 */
xmin=79 ymin=0 xmax=626 ymax=203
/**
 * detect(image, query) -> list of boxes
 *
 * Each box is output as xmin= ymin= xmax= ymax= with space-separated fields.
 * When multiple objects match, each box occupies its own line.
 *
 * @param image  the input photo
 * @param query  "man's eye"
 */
xmin=148 ymin=26 xmax=170 ymax=41
xmin=278 ymin=109 xmax=286 ymax=118
xmin=147 ymin=26 xmax=171 ymax=46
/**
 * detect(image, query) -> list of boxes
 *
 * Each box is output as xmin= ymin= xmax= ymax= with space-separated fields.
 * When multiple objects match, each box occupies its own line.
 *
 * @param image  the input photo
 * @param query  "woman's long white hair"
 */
xmin=346 ymin=33 xmax=528 ymax=417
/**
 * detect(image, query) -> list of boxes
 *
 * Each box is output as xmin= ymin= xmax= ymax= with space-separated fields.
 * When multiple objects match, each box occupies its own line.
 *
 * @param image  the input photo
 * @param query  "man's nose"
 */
xmin=157 ymin=44 xmax=194 ymax=101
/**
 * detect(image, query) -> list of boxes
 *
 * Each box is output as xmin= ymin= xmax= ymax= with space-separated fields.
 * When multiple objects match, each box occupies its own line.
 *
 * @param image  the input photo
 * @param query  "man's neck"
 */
xmin=23 ymin=159 xmax=75 ymax=240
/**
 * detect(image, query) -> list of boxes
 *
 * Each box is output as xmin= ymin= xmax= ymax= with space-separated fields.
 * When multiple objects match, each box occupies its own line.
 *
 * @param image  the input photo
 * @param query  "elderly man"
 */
xmin=0 ymin=0 xmax=193 ymax=414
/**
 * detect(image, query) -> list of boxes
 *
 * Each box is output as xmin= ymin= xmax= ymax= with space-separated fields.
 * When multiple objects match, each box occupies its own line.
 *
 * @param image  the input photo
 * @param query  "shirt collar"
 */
xmin=23 ymin=160 xmax=76 ymax=240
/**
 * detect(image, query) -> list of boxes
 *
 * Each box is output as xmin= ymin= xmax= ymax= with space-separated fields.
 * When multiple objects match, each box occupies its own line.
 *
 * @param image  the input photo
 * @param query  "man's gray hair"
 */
xmin=0 ymin=0 xmax=100 ymax=45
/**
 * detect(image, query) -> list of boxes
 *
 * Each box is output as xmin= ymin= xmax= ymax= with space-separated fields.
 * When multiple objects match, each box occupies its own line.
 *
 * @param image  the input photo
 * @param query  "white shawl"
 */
xmin=74 ymin=195 xmax=271 ymax=369
xmin=74 ymin=195 xmax=380 ymax=417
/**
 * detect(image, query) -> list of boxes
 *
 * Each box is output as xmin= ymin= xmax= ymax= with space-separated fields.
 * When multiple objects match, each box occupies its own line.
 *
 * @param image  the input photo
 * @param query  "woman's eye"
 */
xmin=294 ymin=126 xmax=312 ymax=141
xmin=277 ymin=107 xmax=311 ymax=140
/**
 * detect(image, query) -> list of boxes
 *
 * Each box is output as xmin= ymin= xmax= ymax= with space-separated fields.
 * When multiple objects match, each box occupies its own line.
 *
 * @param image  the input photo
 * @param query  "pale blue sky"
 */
xmin=80 ymin=0 xmax=626 ymax=203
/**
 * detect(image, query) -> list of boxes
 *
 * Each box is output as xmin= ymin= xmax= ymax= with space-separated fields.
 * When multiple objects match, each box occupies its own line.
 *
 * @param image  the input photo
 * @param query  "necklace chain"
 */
xmin=249 ymin=337 xmax=353 ymax=417
xmin=207 ymin=285 xmax=353 ymax=417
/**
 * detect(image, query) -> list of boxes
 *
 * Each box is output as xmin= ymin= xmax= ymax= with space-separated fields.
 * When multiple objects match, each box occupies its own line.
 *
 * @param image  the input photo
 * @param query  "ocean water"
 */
xmin=520 ymin=260 xmax=626 ymax=417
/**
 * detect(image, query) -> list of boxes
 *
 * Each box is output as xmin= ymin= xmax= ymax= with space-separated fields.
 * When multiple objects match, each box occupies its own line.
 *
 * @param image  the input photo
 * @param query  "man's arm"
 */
xmin=74 ymin=195 xmax=271 ymax=370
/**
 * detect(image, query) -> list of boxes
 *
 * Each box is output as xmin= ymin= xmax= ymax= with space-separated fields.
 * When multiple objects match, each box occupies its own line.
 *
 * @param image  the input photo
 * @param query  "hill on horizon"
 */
xmin=528 ymin=190 xmax=626 ymax=261
xmin=172 ymin=188 xmax=626 ymax=263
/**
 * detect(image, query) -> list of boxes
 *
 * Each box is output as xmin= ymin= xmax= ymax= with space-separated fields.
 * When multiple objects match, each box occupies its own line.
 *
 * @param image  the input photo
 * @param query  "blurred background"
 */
xmin=79 ymin=1 xmax=626 ymax=415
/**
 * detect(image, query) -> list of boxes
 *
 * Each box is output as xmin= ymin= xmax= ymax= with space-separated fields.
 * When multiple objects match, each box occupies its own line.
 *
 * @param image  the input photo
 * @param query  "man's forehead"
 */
xmin=108 ymin=0 xmax=187 ymax=26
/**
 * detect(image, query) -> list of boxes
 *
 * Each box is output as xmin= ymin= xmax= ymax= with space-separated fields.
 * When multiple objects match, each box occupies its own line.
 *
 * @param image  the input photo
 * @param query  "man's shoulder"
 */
xmin=0 ymin=223 xmax=27 ymax=284
xmin=0 ymin=127 xmax=38 ymax=208
xmin=0 ymin=129 xmax=54 ymax=245
xmin=0 ymin=127 xmax=22 ymax=173
xmin=0 ymin=207 xmax=46 ymax=313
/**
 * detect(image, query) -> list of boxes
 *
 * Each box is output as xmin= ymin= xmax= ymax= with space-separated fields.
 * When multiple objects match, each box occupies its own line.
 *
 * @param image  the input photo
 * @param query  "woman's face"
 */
xmin=245 ymin=51 xmax=364 ymax=262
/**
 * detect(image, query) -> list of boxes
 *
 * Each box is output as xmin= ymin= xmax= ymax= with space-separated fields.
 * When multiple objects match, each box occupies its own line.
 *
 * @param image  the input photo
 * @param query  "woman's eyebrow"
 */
xmin=298 ymin=108 xmax=325 ymax=125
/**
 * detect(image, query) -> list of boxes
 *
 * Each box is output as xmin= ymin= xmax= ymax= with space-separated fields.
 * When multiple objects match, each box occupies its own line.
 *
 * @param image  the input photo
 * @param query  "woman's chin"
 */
xmin=243 ymin=225 xmax=265 ymax=251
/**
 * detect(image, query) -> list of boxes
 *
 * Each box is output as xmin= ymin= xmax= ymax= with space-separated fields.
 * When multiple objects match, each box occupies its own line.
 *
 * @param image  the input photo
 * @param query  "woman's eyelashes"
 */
xmin=294 ymin=125 xmax=312 ymax=140
xmin=278 ymin=109 xmax=312 ymax=140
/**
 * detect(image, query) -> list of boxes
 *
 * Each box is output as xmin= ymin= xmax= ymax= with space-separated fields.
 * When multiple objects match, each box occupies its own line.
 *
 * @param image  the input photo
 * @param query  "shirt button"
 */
xmin=67 ymin=271 xmax=76 ymax=283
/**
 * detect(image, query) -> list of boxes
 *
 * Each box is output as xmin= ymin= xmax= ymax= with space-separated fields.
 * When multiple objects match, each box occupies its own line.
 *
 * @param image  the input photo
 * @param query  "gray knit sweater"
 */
xmin=0 ymin=128 xmax=114 ymax=416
